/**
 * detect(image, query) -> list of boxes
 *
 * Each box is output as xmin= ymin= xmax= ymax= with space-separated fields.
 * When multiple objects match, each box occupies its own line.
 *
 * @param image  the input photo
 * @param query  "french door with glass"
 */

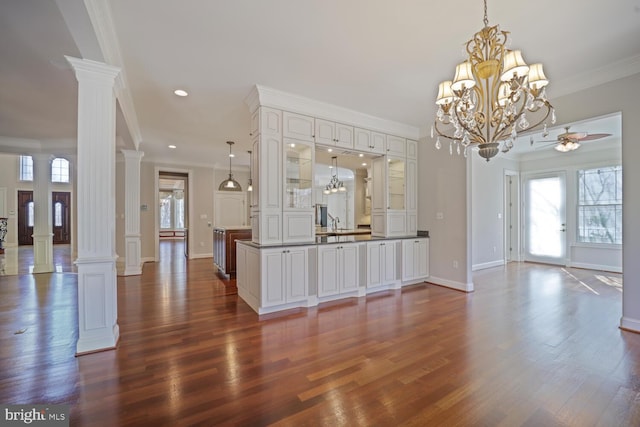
xmin=524 ymin=172 xmax=567 ymax=265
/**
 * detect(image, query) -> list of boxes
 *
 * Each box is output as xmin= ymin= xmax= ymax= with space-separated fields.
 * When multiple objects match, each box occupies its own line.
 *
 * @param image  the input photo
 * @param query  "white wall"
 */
xmin=471 ymin=153 xmax=520 ymax=271
xmin=418 ymin=138 xmax=473 ymax=291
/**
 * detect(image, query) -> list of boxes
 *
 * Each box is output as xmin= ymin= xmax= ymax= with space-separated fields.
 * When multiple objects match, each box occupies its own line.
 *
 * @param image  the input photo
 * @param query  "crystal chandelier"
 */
xmin=323 ymin=156 xmax=346 ymax=194
xmin=432 ymin=0 xmax=555 ymax=161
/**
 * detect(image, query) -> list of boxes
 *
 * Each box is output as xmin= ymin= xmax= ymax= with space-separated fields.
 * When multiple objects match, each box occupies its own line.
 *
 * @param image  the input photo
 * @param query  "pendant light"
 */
xmin=323 ymin=156 xmax=346 ymax=194
xmin=218 ymin=141 xmax=242 ymax=191
xmin=247 ymin=150 xmax=253 ymax=192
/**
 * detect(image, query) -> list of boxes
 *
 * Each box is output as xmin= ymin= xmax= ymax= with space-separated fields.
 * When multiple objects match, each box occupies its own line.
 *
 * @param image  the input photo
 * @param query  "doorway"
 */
xmin=17 ymin=191 xmax=72 ymax=245
xmin=524 ymin=172 xmax=567 ymax=265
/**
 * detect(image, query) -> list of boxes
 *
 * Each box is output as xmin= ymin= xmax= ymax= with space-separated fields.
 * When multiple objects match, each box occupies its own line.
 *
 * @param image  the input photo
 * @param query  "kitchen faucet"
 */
xmin=327 ymin=213 xmax=340 ymax=231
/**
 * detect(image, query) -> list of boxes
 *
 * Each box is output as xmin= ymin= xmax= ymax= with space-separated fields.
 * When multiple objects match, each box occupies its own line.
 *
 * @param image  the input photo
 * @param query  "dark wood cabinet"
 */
xmin=213 ymin=227 xmax=251 ymax=279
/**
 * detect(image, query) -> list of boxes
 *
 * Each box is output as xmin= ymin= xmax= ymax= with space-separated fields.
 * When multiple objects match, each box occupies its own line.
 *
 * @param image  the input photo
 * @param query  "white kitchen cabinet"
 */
xmin=283 ymin=137 xmax=314 ymax=242
xmin=317 ymin=243 xmax=359 ymax=298
xmin=251 ymin=107 xmax=281 ymax=137
xmin=402 ymin=238 xmax=429 ymax=282
xmin=262 ymin=246 xmax=309 ymax=308
xmin=386 ymin=135 xmax=406 ymax=157
xmin=315 ymin=119 xmax=354 ymax=149
xmin=366 ymin=240 xmax=397 ymax=290
xmin=354 ymin=128 xmax=385 ymax=154
xmin=283 ymin=111 xmax=315 ymax=142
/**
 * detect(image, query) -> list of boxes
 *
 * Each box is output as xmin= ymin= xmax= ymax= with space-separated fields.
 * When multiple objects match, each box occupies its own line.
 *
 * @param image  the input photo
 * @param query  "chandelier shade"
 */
xmin=432 ymin=0 xmax=556 ymax=161
xmin=218 ymin=141 xmax=242 ymax=191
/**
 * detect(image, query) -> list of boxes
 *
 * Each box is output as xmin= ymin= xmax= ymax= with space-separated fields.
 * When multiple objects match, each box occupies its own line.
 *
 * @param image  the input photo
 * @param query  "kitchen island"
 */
xmin=213 ymin=226 xmax=251 ymax=279
xmin=236 ymin=233 xmax=429 ymax=315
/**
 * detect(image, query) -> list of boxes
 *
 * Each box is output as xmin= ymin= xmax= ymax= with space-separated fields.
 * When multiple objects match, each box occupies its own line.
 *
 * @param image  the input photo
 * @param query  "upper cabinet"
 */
xmin=354 ymin=128 xmax=385 ymax=154
xmin=315 ymin=119 xmax=354 ymax=149
xmin=406 ymin=139 xmax=418 ymax=159
xmin=283 ymin=112 xmax=315 ymax=142
xmin=386 ymin=135 xmax=406 ymax=157
xmin=251 ymin=107 xmax=281 ymax=137
xmin=388 ymin=158 xmax=405 ymax=210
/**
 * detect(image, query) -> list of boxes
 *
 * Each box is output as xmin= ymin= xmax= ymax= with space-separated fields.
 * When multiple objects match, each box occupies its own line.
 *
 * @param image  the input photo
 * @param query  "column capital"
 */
xmin=65 ymin=56 xmax=120 ymax=83
xmin=120 ymin=149 xmax=145 ymax=160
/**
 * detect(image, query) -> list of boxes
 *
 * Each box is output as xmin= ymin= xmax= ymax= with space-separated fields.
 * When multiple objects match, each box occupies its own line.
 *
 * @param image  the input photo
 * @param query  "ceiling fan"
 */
xmin=530 ymin=126 xmax=612 ymax=152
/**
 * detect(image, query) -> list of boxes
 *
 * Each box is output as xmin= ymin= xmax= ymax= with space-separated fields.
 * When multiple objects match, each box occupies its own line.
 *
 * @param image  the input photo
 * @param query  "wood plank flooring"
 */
xmin=1 ymin=241 xmax=639 ymax=426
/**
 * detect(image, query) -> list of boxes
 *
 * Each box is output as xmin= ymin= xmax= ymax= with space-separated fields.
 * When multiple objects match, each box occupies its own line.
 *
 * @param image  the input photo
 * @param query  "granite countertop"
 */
xmin=237 ymin=233 xmax=428 ymax=249
xmin=213 ymin=225 xmax=252 ymax=231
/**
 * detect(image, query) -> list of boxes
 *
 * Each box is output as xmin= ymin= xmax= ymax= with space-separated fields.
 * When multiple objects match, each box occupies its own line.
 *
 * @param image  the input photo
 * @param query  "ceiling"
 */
xmin=1 ymin=0 xmax=639 ymax=168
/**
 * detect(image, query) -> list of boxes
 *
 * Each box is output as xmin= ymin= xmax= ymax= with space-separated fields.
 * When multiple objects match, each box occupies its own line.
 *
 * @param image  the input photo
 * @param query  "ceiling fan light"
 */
xmin=555 ymin=143 xmax=570 ymax=152
xmin=451 ymin=62 xmax=476 ymax=91
xmin=501 ymin=50 xmax=529 ymax=82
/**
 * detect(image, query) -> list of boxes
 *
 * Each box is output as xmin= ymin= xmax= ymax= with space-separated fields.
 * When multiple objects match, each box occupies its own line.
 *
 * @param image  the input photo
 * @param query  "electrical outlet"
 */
xmin=436 ymin=212 xmax=444 ymax=220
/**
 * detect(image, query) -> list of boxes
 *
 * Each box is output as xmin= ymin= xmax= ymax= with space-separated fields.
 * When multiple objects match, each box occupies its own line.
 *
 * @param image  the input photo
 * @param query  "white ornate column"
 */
xmin=121 ymin=149 xmax=144 ymax=276
xmin=66 ymin=57 xmax=121 ymax=355
xmin=31 ymin=153 xmax=54 ymax=273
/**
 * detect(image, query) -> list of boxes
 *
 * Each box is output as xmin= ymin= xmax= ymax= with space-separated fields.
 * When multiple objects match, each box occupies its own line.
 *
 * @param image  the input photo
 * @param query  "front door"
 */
xmin=17 ymin=191 xmax=71 ymax=245
xmin=17 ymin=190 xmax=33 ymax=245
xmin=524 ymin=172 xmax=567 ymax=265
xmin=52 ymin=192 xmax=71 ymax=244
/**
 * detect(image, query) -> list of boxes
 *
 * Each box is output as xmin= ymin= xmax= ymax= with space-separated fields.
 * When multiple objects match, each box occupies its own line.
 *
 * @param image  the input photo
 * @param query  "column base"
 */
xmin=122 ymin=235 xmax=142 ymax=276
xmin=32 ymin=233 xmax=54 ymax=274
xmin=75 ymin=256 xmax=119 ymax=355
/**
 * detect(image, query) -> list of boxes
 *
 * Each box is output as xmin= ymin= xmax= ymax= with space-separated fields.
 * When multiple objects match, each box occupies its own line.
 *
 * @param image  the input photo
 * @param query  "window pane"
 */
xmin=51 ymin=158 xmax=70 ymax=183
xmin=54 ymin=202 xmax=62 ymax=227
xmin=20 ymin=156 xmax=33 ymax=181
xmin=159 ymin=192 xmax=172 ymax=229
xmin=577 ymin=166 xmax=622 ymax=244
xmin=27 ymin=201 xmax=34 ymax=227
xmin=175 ymin=196 xmax=184 ymax=229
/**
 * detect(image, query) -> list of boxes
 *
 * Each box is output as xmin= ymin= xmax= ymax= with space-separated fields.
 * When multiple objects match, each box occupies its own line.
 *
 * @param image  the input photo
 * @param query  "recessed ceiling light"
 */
xmin=290 ymin=143 xmax=296 ymax=148
xmin=174 ymin=89 xmax=188 ymax=97
xmin=359 ymin=153 xmax=364 ymax=157
xmin=362 ymin=162 xmax=367 ymax=166
xmin=327 ymin=148 xmax=333 ymax=152
xmin=168 ymin=145 xmax=176 ymax=149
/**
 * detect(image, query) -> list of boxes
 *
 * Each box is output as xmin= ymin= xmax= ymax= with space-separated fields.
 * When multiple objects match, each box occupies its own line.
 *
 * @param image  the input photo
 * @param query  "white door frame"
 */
xmin=154 ymin=166 xmax=193 ymax=261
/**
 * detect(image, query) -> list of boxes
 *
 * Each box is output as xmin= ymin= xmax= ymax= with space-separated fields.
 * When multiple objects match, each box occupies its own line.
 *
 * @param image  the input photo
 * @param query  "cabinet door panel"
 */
xmin=287 ymin=249 xmax=308 ymax=301
xmin=417 ymin=239 xmax=429 ymax=278
xmin=386 ymin=135 xmax=406 ymax=156
xmin=263 ymin=251 xmax=285 ymax=306
xmin=402 ymin=240 xmax=416 ymax=281
xmin=367 ymin=243 xmax=383 ymax=288
xmin=261 ymin=136 xmax=282 ymax=210
xmin=406 ymin=139 xmax=418 ymax=159
xmin=354 ymin=128 xmax=371 ymax=151
xmin=341 ymin=244 xmax=359 ymax=292
xmin=371 ymin=132 xmax=386 ymax=154
xmin=315 ymin=119 xmax=335 ymax=145
xmin=383 ymin=242 xmax=396 ymax=284
xmin=261 ymin=107 xmax=282 ymax=135
xmin=335 ymin=124 xmax=354 ymax=149
xmin=283 ymin=112 xmax=314 ymax=141
xmin=318 ymin=246 xmax=339 ymax=297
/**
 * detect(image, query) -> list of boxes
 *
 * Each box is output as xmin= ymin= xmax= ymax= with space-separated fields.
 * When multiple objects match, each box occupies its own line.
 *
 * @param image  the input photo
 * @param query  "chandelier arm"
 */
xmin=433 ymin=120 xmax=460 ymax=142
xmin=452 ymin=98 xmax=486 ymax=144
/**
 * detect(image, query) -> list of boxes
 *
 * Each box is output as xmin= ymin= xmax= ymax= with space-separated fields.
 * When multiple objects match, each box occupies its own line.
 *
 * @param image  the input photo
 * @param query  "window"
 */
xmin=577 ymin=166 xmax=622 ymax=244
xmin=159 ymin=190 xmax=185 ymax=230
xmin=51 ymin=158 xmax=70 ymax=183
xmin=19 ymin=156 xmax=33 ymax=181
xmin=54 ymin=202 xmax=63 ymax=227
xmin=27 ymin=201 xmax=34 ymax=227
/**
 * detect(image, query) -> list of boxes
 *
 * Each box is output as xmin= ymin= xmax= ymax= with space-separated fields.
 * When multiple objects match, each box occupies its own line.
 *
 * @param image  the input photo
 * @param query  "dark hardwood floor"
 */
xmin=0 ymin=241 xmax=638 ymax=426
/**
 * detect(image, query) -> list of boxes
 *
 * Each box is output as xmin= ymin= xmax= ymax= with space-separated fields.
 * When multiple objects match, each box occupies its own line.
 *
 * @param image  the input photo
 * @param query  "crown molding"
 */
xmin=245 ymin=85 xmax=420 ymax=140
xmin=83 ymin=0 xmax=143 ymax=150
xmin=552 ymin=54 xmax=640 ymax=99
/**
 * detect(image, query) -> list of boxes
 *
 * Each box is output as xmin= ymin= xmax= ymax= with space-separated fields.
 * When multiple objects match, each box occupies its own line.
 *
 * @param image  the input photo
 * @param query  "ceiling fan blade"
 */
xmin=578 ymin=133 xmax=612 ymax=141
xmin=558 ymin=131 xmax=587 ymax=140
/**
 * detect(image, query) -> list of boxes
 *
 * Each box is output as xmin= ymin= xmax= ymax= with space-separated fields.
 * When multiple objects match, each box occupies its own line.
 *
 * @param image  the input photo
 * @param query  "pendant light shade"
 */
xmin=218 ymin=141 xmax=242 ymax=191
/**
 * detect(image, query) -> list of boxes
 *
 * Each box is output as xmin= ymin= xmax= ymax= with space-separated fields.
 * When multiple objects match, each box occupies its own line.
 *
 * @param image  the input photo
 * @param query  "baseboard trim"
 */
xmin=472 ymin=260 xmax=505 ymax=271
xmin=428 ymin=275 xmax=474 ymax=293
xmin=189 ymin=253 xmax=213 ymax=260
xmin=620 ymin=316 xmax=640 ymax=334
xmin=569 ymin=262 xmax=622 ymax=274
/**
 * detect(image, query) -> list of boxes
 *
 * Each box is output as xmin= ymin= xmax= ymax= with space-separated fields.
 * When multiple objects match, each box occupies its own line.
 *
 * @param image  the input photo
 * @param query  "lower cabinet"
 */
xmin=402 ymin=238 xmax=429 ymax=283
xmin=366 ymin=240 xmax=398 ymax=290
xmin=317 ymin=243 xmax=360 ymax=299
xmin=236 ymin=242 xmax=311 ymax=314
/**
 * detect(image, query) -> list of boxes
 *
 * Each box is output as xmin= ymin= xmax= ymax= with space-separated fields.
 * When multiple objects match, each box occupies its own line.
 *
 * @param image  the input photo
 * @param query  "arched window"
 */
xmin=51 ymin=158 xmax=70 ymax=183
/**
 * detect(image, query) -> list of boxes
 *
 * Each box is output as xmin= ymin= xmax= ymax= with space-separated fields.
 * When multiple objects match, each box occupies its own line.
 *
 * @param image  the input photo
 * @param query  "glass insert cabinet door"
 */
xmin=388 ymin=158 xmax=405 ymax=210
xmin=284 ymin=138 xmax=314 ymax=209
